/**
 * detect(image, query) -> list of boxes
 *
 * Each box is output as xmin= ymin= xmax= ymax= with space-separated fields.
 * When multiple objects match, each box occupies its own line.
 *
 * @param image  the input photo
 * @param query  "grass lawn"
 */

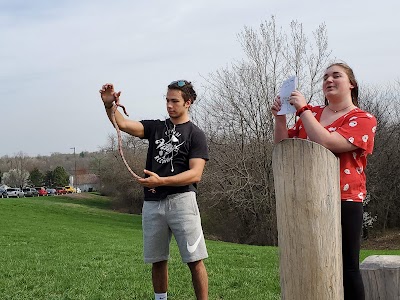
xmin=0 ymin=194 xmax=399 ymax=299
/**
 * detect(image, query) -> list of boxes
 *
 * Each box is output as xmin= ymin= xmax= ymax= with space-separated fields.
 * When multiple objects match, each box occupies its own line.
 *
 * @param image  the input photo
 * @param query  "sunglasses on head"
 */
xmin=169 ymin=80 xmax=187 ymax=87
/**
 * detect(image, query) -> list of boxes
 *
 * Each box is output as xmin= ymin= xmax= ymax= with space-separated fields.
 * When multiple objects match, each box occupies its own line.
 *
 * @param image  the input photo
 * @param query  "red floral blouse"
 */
xmin=288 ymin=106 xmax=377 ymax=202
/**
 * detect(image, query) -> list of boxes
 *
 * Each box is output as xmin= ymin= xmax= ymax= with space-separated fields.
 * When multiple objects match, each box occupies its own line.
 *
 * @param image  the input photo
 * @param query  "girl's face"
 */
xmin=323 ymin=65 xmax=354 ymax=100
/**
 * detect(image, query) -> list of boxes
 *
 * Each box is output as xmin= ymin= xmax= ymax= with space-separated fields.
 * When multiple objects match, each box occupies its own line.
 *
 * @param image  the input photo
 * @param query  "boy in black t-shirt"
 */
xmin=100 ymin=80 xmax=209 ymax=300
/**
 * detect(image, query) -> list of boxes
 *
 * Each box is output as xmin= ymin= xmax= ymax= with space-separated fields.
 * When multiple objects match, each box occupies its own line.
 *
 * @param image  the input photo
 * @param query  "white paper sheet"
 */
xmin=277 ymin=76 xmax=298 ymax=115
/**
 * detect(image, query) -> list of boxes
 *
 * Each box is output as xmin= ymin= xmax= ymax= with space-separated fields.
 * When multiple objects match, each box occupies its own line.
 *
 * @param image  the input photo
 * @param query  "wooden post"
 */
xmin=272 ymin=139 xmax=343 ymax=300
xmin=360 ymin=255 xmax=400 ymax=299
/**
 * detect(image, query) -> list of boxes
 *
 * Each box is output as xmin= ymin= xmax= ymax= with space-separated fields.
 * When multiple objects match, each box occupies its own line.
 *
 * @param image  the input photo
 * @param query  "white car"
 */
xmin=6 ymin=188 xmax=25 ymax=198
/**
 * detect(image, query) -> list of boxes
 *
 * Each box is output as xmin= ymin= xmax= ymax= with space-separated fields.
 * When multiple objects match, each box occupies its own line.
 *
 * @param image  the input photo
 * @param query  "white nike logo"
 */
xmin=186 ymin=233 xmax=202 ymax=253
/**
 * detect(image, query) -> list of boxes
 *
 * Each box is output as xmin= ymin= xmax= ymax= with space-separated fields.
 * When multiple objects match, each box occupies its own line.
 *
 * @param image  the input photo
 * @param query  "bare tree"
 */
xmin=195 ymin=16 xmax=332 ymax=245
xmin=360 ymin=81 xmax=400 ymax=233
xmin=2 ymin=168 xmax=29 ymax=187
xmin=0 ymin=152 xmax=31 ymax=187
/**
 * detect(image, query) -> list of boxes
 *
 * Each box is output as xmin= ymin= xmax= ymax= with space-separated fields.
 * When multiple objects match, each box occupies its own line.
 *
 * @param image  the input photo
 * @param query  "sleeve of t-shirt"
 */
xmin=335 ymin=111 xmax=377 ymax=154
xmin=139 ymin=120 xmax=155 ymax=140
xmin=190 ymin=128 xmax=209 ymax=161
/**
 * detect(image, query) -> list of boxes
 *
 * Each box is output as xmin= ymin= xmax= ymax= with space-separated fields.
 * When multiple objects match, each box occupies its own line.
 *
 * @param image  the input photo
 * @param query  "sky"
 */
xmin=1 ymin=0 xmax=399 ymax=157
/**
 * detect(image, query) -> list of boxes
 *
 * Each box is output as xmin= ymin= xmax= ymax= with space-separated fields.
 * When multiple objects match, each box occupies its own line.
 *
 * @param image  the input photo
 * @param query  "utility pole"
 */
xmin=70 ymin=147 xmax=77 ymax=189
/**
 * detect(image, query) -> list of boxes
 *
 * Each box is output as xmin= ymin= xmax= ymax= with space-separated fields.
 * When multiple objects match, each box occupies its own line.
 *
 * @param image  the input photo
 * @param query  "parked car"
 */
xmin=56 ymin=187 xmax=67 ymax=195
xmin=0 ymin=188 xmax=8 ymax=198
xmin=6 ymin=188 xmax=25 ymax=198
xmin=23 ymin=187 xmax=39 ymax=197
xmin=46 ymin=188 xmax=57 ymax=196
xmin=64 ymin=186 xmax=76 ymax=193
xmin=35 ymin=187 xmax=48 ymax=196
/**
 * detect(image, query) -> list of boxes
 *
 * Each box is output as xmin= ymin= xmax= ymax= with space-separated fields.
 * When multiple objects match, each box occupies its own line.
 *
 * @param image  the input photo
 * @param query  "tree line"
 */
xmin=0 ymin=151 xmax=96 ymax=188
xmin=1 ymin=166 xmax=70 ymax=188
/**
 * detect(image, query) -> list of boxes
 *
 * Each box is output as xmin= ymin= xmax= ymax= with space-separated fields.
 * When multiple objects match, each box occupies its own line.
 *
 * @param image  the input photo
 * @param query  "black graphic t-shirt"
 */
xmin=140 ymin=119 xmax=209 ymax=200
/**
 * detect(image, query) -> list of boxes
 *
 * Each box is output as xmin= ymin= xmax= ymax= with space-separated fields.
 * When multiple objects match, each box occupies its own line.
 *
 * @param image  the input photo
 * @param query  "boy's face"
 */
xmin=166 ymin=89 xmax=191 ymax=119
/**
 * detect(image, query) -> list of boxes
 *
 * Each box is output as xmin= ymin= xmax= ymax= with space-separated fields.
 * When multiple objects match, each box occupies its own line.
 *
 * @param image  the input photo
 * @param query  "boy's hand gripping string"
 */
xmin=100 ymin=84 xmax=156 ymax=193
xmin=100 ymin=83 xmax=141 ymax=180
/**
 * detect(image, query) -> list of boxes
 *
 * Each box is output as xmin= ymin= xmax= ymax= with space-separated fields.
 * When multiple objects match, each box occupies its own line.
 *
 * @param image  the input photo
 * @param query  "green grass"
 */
xmin=0 ymin=195 xmax=399 ymax=300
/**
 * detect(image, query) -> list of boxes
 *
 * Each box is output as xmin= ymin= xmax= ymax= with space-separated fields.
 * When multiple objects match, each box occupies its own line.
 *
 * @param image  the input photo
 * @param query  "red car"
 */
xmin=35 ymin=187 xmax=48 ymax=196
xmin=56 ymin=187 xmax=67 ymax=195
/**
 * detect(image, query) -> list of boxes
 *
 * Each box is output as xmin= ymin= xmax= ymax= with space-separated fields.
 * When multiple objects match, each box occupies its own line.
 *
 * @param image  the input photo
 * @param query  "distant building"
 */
xmin=75 ymin=173 xmax=100 ymax=192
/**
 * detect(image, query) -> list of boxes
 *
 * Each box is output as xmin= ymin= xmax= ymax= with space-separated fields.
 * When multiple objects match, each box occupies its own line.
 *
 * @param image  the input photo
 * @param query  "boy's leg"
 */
xmin=167 ymin=192 xmax=208 ymax=263
xmin=142 ymin=200 xmax=171 ymax=263
xmin=153 ymin=260 xmax=168 ymax=293
xmin=166 ymin=192 xmax=209 ymax=299
xmin=142 ymin=200 xmax=172 ymax=298
xmin=188 ymin=260 xmax=208 ymax=300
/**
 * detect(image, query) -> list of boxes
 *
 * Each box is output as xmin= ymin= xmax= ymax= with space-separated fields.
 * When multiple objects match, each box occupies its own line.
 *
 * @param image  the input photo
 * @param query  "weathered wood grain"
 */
xmin=272 ymin=139 xmax=343 ymax=300
xmin=361 ymin=255 xmax=400 ymax=300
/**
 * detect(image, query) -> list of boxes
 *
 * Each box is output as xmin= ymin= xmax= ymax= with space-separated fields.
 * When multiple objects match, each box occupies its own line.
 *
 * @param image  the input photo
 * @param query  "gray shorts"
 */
xmin=142 ymin=191 xmax=208 ymax=264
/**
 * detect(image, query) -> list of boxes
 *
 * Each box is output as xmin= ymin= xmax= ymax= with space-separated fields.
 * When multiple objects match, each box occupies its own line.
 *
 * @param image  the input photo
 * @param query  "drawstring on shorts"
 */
xmin=157 ymin=198 xmax=171 ymax=211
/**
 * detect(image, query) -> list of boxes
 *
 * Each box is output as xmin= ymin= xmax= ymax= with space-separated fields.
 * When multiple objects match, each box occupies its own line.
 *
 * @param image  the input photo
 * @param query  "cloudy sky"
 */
xmin=1 ymin=0 xmax=399 ymax=157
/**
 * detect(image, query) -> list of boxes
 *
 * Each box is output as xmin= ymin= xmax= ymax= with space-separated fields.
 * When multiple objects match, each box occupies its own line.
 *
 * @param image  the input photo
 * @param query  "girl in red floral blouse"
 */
xmin=271 ymin=62 xmax=376 ymax=300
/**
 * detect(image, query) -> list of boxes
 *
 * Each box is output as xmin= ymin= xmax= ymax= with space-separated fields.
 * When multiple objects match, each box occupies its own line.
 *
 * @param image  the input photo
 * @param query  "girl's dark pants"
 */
xmin=341 ymin=201 xmax=365 ymax=300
